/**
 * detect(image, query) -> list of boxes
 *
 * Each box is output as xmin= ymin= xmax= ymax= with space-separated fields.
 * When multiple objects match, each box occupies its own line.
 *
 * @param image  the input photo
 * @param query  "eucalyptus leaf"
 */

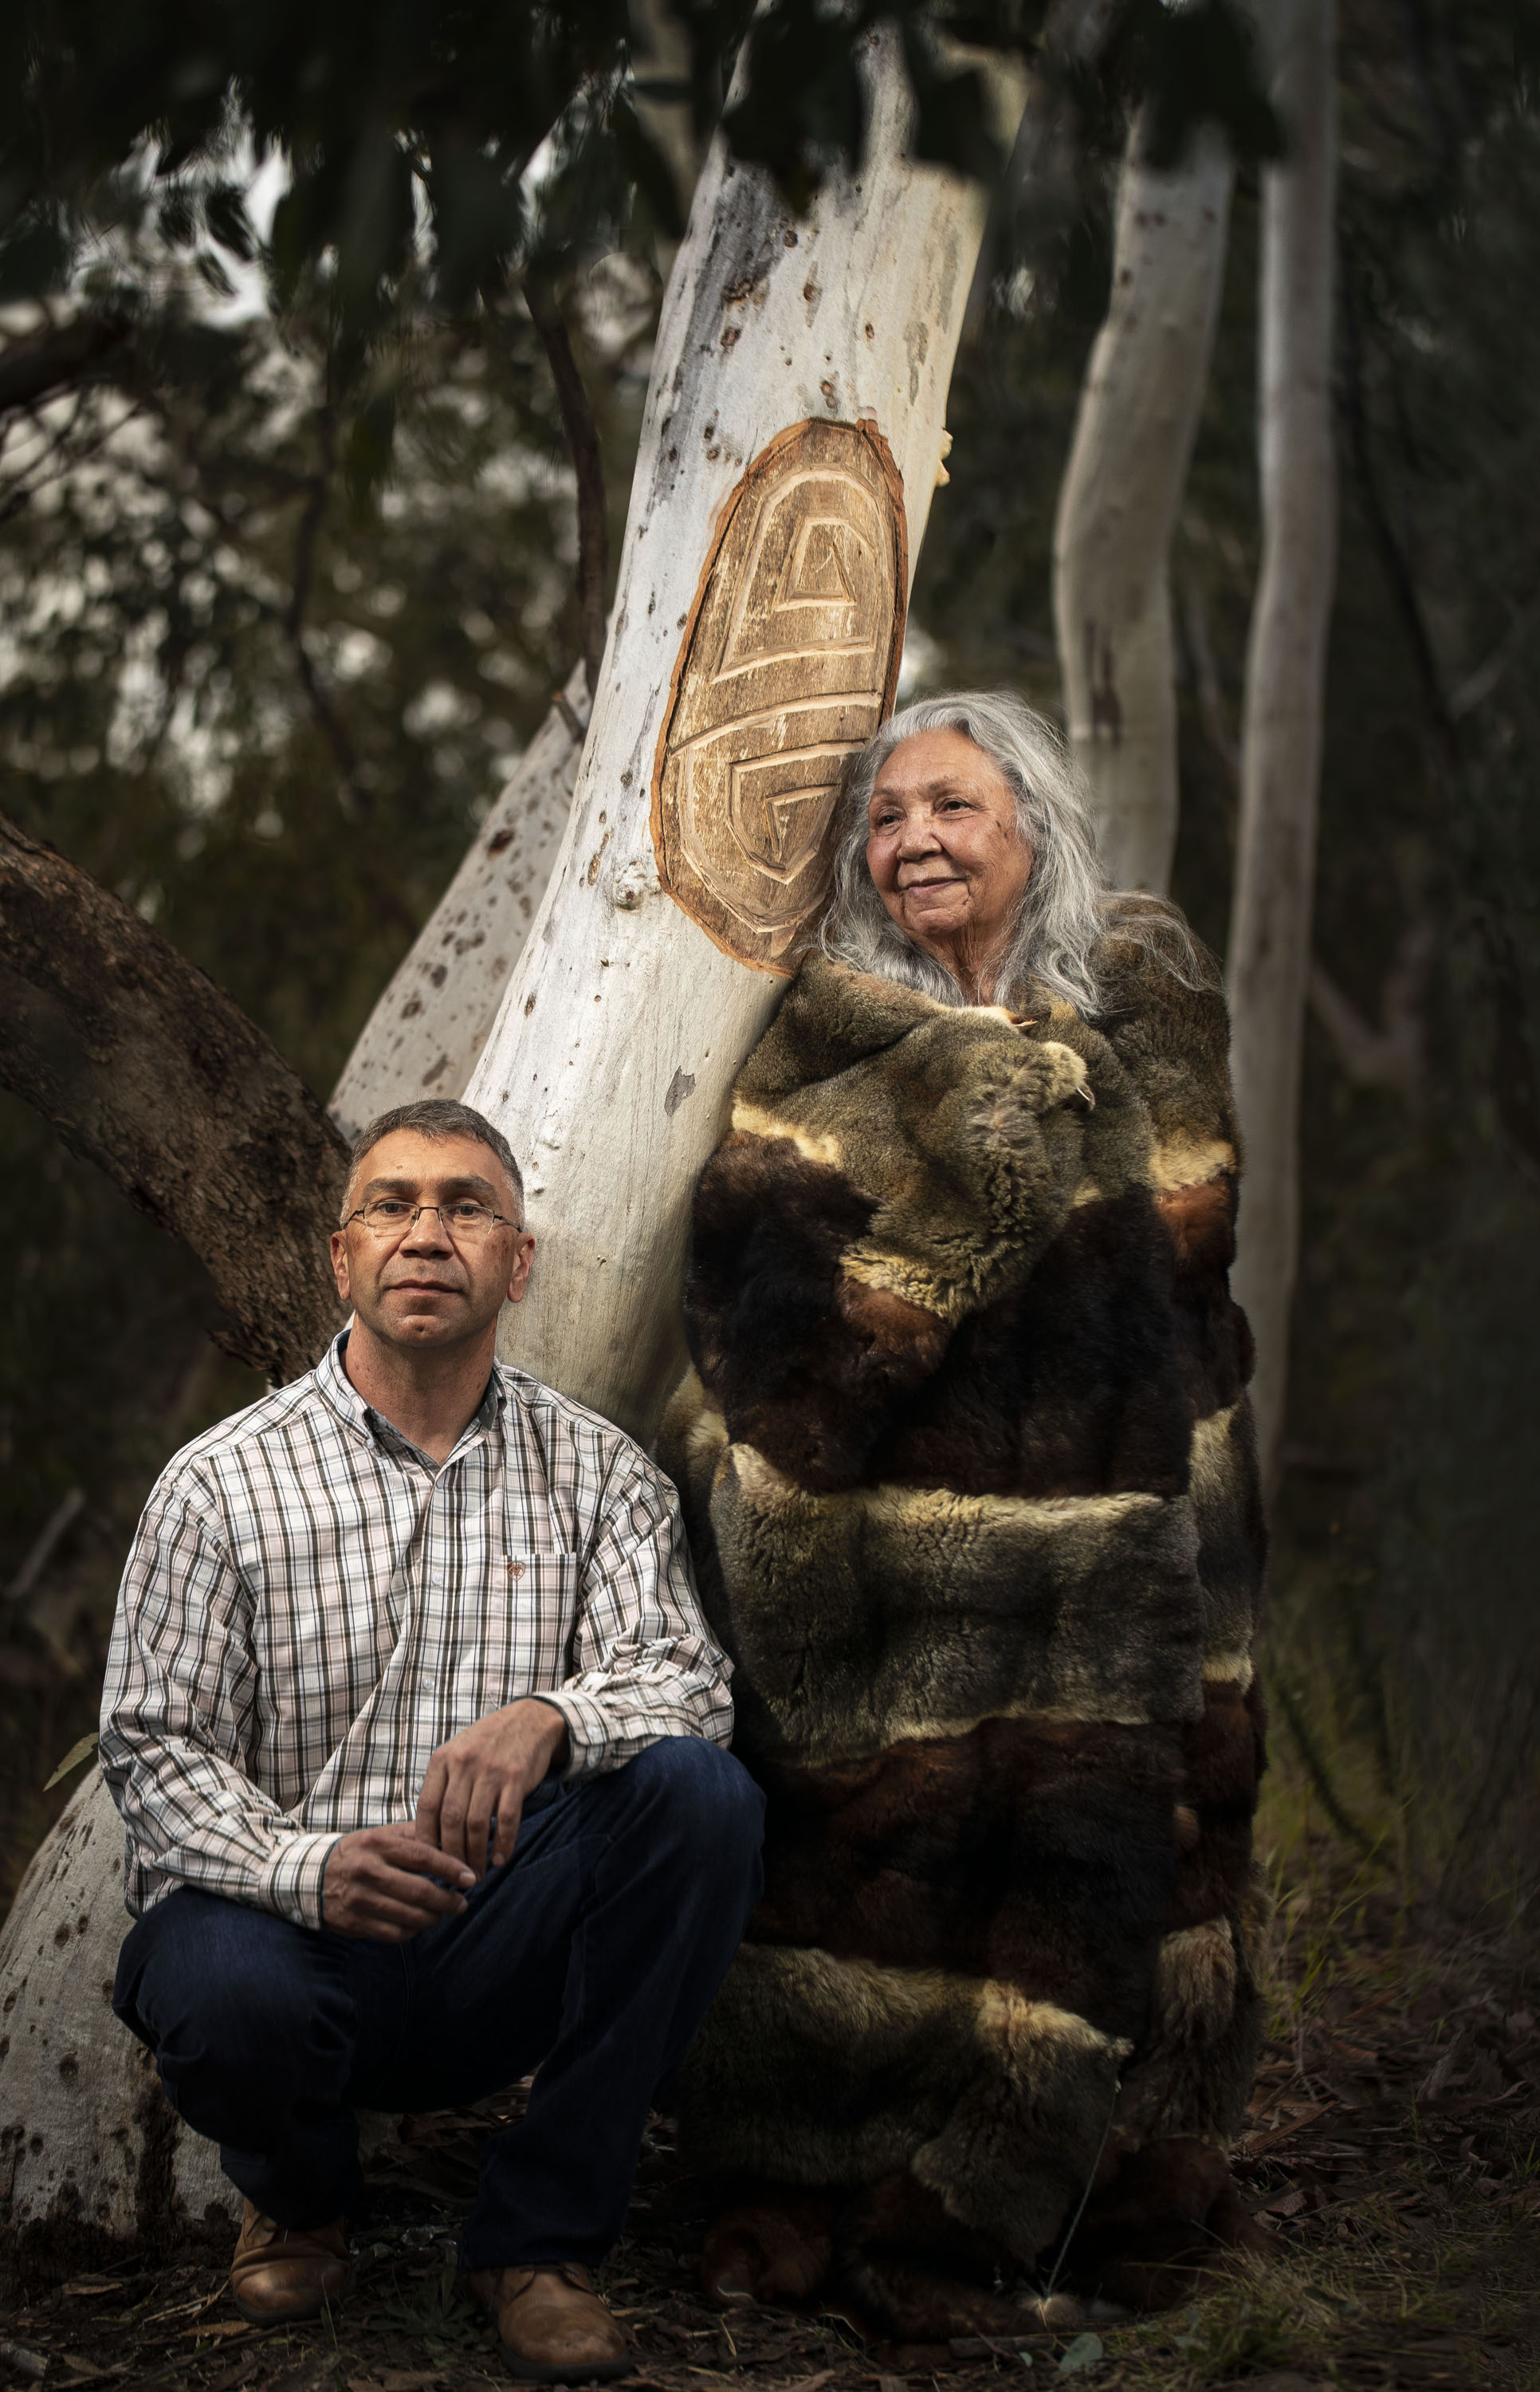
xmin=44 ymin=1733 xmax=100 ymax=1792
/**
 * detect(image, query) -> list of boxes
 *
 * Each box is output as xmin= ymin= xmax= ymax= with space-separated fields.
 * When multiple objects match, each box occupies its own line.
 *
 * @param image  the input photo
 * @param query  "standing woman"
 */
xmin=659 ymin=692 xmax=1268 ymax=2332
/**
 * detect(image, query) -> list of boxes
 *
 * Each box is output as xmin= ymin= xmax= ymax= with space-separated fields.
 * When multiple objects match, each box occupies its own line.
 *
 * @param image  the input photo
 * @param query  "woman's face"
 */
xmin=864 ymin=729 xmax=1033 ymax=977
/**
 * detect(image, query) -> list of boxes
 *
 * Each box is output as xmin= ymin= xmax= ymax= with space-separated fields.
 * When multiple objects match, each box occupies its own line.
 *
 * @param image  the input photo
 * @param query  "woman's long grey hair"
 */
xmin=819 ymin=690 xmax=1214 ymax=1016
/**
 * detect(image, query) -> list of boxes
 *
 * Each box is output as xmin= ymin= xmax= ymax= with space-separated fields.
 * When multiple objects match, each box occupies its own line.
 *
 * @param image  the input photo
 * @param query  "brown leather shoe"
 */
xmin=467 ymin=2262 xmax=633 ymax=2382
xmin=230 ymin=2197 xmax=353 ymax=2323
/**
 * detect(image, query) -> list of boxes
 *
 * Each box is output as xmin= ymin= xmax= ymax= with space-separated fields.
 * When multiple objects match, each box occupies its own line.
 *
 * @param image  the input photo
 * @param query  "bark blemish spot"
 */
xmin=486 ymin=828 xmax=515 ymax=856
xmin=665 ymin=1068 xmax=697 ymax=1118
xmin=1083 ymin=618 xmax=1124 ymax=742
xmin=524 ymin=995 xmax=536 ymax=1016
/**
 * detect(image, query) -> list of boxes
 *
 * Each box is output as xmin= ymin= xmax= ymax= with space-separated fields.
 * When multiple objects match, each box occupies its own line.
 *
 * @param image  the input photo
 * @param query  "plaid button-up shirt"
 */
xmin=100 ymin=1336 xmax=733 ymax=1928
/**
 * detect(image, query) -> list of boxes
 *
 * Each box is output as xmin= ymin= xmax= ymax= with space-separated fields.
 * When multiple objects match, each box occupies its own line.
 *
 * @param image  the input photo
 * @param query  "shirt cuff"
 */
xmin=258 ymin=1829 xmax=344 ymax=1929
xmin=531 ymin=1690 xmax=621 ymax=1780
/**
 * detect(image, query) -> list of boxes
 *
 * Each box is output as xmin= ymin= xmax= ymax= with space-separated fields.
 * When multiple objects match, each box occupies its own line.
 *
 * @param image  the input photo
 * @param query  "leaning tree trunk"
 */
xmin=0 ymin=26 xmax=1017 ymax=2278
xmin=329 ymin=663 xmax=591 ymax=1140
xmin=1052 ymin=118 xmax=1233 ymax=891
xmin=1226 ymin=0 xmax=1338 ymax=1492
xmin=466 ymin=23 xmax=1013 ymax=1442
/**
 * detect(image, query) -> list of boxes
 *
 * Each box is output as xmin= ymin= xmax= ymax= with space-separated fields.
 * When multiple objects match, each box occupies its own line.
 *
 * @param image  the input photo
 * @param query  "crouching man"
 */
xmin=100 ymin=1098 xmax=764 ymax=2382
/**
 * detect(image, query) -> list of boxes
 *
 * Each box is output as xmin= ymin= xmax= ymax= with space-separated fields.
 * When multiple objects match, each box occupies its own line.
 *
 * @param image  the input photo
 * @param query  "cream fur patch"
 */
xmin=1188 ymin=1399 xmax=1264 ymax=1662
xmin=1148 ymin=1135 xmax=1236 ymax=1193
xmin=730 ymin=1100 xmax=843 ymax=1170
xmin=841 ymin=1245 xmax=967 ymax=1322
xmin=1115 ymin=1906 xmax=1266 ymax=2150
xmin=914 ymin=1981 xmax=1129 ymax=2256
xmin=1189 ymin=1403 xmax=1241 ymax=1501
xmin=681 ymin=1383 xmax=729 ymax=1480
xmin=1149 ymin=1918 xmax=1237 ymax=2044
xmin=711 ymin=1454 xmax=1206 ymax=1761
xmin=678 ymin=1941 xmax=1128 ymax=2262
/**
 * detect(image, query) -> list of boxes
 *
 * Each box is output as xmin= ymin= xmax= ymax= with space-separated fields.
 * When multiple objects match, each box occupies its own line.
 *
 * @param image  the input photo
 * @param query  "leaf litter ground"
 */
xmin=4 ymin=1853 xmax=1538 ymax=2392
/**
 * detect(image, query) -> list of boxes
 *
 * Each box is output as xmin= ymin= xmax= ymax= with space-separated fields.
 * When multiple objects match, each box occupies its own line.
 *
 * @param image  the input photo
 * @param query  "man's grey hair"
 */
xmin=341 ymin=1100 xmax=525 ymax=1222
xmin=819 ymin=689 xmax=1215 ymax=1015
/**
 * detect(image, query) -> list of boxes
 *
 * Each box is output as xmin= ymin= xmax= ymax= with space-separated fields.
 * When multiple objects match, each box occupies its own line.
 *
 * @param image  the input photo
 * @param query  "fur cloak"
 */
xmin=658 ymin=928 xmax=1269 ymax=2327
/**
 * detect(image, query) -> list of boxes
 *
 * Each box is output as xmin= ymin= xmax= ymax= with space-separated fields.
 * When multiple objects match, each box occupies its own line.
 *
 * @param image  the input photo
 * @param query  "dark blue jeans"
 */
xmin=112 ymin=1737 xmax=764 ymax=2268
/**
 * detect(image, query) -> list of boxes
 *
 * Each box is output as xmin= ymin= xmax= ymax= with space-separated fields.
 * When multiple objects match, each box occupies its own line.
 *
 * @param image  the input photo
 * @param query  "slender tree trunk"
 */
xmin=329 ymin=664 xmax=591 ymax=1142
xmin=466 ymin=25 xmax=1012 ymax=1444
xmin=1052 ymin=120 xmax=1233 ymax=891
xmin=1226 ymin=0 xmax=1338 ymax=1492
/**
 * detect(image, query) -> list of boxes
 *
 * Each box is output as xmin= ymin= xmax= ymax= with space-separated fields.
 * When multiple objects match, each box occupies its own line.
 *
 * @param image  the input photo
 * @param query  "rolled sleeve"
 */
xmin=259 ymin=1829 xmax=345 ymax=1930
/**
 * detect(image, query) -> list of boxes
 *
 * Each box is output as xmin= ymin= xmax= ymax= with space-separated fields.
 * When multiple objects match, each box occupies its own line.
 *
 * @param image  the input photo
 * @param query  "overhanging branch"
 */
xmin=0 ymin=811 xmax=348 ymax=1381
xmin=0 ymin=313 xmax=132 ymax=415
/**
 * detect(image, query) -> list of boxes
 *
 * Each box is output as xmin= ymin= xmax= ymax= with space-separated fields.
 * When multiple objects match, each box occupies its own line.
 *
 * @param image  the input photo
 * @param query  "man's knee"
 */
xmin=623 ymin=1737 xmax=765 ymax=1867
xmin=116 ymin=1891 xmax=334 ymax=2075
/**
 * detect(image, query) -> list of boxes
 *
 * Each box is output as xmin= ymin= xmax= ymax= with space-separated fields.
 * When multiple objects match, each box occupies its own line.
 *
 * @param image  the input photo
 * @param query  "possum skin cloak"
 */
xmin=658 ymin=925 xmax=1268 ymax=2319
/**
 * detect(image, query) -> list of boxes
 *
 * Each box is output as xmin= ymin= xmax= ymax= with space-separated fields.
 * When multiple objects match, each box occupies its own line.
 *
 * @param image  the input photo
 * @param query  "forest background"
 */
xmin=2 ymin=0 xmax=1538 ymax=1951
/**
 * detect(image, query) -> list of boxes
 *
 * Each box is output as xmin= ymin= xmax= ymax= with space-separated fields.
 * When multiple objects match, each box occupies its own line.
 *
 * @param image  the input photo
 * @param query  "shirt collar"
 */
xmin=316 ymin=1331 xmax=506 ymax=1463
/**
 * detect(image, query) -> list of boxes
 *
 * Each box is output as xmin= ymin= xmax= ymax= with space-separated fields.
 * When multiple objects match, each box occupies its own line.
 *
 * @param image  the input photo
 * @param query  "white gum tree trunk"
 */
xmin=1227 ymin=0 xmax=1339 ymax=1490
xmin=1052 ymin=119 xmax=1233 ymax=892
xmin=0 ymin=30 xmax=1016 ymax=2265
xmin=466 ymin=27 xmax=1016 ymax=1443
xmin=329 ymin=665 xmax=591 ymax=1143
xmin=0 ymin=1776 xmax=242 ymax=2268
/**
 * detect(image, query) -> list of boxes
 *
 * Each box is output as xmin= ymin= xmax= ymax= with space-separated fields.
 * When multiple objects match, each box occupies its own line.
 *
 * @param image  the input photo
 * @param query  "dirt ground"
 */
xmin=3 ymin=1857 xmax=1538 ymax=2392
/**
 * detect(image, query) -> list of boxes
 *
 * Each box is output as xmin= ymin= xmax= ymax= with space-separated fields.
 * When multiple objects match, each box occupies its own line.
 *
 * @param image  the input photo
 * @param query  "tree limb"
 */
xmin=285 ymin=395 xmax=371 ymax=816
xmin=0 ymin=811 xmax=348 ymax=1382
xmin=524 ymin=277 xmax=609 ymax=695
xmin=0 ymin=314 xmax=132 ymax=415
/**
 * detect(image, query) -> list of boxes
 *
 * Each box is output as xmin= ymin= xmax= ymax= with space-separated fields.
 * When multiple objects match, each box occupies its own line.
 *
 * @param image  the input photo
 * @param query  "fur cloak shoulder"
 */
xmin=658 ymin=926 xmax=1269 ymax=2323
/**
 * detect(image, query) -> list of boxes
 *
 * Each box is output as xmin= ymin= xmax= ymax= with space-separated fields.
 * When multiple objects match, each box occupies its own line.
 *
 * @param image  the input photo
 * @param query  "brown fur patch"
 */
xmin=1058 ymin=2137 xmax=1266 ymax=2311
xmin=1154 ymin=1174 xmax=1236 ymax=1269
xmin=750 ymin=1716 xmax=1184 ymax=2040
xmin=701 ymin=2190 xmax=838 ymax=2307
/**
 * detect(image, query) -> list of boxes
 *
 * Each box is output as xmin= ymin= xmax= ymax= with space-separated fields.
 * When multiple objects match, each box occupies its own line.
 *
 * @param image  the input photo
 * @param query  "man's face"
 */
xmin=329 ymin=1131 xmax=534 ymax=1355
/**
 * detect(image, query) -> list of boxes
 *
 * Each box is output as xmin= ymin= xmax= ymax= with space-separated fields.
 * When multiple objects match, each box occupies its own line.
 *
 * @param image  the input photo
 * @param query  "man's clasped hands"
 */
xmin=319 ymin=1694 xmax=570 ymax=1941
